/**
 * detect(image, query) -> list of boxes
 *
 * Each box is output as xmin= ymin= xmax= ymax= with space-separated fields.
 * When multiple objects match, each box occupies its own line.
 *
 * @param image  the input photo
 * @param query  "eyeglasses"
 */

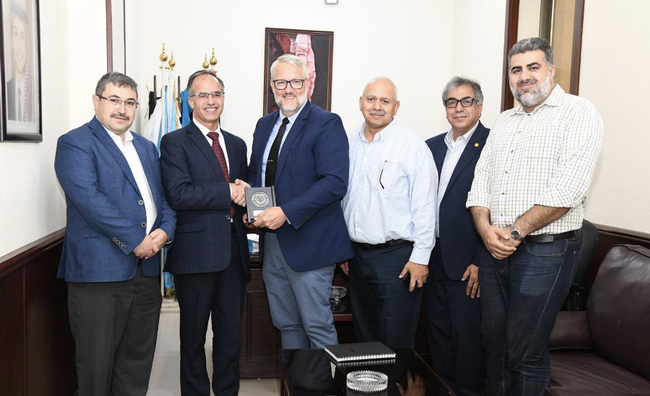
xmin=190 ymin=91 xmax=225 ymax=100
xmin=272 ymin=79 xmax=306 ymax=90
xmin=98 ymin=95 xmax=138 ymax=109
xmin=444 ymin=97 xmax=476 ymax=108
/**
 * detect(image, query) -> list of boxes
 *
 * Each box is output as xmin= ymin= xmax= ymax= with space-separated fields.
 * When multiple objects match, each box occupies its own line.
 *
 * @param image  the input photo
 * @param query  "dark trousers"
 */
xmin=174 ymin=230 xmax=245 ymax=396
xmin=67 ymin=265 xmax=162 ymax=396
xmin=425 ymin=242 xmax=485 ymax=396
xmin=349 ymin=242 xmax=423 ymax=349
xmin=480 ymin=235 xmax=581 ymax=396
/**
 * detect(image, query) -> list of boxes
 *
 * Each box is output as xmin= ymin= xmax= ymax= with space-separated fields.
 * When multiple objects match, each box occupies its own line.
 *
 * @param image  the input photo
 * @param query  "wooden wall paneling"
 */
xmin=501 ymin=0 xmax=519 ymax=111
xmin=569 ymin=0 xmax=585 ymax=95
xmin=0 ymin=230 xmax=76 ymax=396
xmin=25 ymin=241 xmax=76 ymax=396
xmin=0 ymin=268 xmax=26 ymax=396
xmin=239 ymin=268 xmax=281 ymax=378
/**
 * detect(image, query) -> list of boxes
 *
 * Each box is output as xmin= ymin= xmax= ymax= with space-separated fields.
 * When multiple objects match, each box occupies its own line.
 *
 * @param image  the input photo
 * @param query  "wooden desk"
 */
xmin=279 ymin=348 xmax=455 ymax=396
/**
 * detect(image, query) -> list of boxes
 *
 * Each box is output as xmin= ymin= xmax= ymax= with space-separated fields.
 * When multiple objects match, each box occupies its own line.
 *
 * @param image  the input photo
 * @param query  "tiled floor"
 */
xmin=146 ymin=309 xmax=280 ymax=396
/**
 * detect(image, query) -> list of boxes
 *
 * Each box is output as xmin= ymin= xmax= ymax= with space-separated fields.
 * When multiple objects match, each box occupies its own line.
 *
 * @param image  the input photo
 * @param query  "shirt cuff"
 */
xmin=537 ymin=188 xmax=576 ymax=208
xmin=409 ymin=247 xmax=432 ymax=265
xmin=466 ymin=191 xmax=489 ymax=209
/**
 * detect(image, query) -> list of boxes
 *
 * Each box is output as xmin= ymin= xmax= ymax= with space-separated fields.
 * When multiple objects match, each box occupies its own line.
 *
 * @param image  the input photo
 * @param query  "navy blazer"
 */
xmin=426 ymin=121 xmax=490 ymax=279
xmin=54 ymin=116 xmax=176 ymax=282
xmin=160 ymin=122 xmax=251 ymax=276
xmin=248 ymin=101 xmax=353 ymax=272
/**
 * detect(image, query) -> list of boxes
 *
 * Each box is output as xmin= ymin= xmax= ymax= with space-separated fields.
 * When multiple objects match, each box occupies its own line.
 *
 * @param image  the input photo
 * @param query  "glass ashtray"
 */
xmin=346 ymin=370 xmax=388 ymax=393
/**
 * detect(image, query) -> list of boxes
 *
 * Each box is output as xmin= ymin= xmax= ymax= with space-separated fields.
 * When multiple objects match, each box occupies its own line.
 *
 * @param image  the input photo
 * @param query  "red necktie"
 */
xmin=207 ymin=131 xmax=235 ymax=218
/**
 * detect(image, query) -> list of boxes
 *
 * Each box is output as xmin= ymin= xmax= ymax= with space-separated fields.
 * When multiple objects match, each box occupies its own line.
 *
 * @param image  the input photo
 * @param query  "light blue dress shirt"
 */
xmin=342 ymin=120 xmax=438 ymax=265
xmin=261 ymin=102 xmax=307 ymax=186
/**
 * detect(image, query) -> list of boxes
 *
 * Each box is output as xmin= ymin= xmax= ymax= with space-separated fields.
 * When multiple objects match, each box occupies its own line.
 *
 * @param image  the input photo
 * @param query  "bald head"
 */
xmin=359 ymin=77 xmax=401 ymax=137
xmin=362 ymin=77 xmax=399 ymax=102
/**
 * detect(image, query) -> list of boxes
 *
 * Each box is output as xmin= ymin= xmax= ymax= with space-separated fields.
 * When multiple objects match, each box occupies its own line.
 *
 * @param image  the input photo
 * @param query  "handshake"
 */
xmin=230 ymin=179 xmax=250 ymax=207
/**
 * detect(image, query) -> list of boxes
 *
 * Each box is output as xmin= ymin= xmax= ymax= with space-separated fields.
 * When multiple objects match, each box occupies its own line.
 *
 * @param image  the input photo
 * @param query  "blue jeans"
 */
xmin=479 ymin=234 xmax=580 ymax=396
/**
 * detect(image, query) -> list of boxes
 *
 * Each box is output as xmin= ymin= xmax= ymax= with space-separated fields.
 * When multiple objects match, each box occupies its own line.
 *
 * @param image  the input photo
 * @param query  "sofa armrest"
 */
xmin=549 ymin=311 xmax=593 ymax=350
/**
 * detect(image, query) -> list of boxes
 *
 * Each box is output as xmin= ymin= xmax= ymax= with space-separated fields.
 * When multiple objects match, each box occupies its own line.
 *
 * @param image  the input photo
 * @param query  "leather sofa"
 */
xmin=546 ymin=244 xmax=650 ymax=395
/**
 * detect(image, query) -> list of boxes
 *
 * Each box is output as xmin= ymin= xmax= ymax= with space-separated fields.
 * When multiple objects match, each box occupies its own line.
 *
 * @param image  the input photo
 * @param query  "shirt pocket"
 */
xmin=373 ymin=160 xmax=404 ymax=190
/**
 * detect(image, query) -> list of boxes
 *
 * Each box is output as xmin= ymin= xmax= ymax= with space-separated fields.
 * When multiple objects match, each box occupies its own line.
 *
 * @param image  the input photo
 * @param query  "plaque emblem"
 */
xmin=251 ymin=191 xmax=270 ymax=208
xmin=246 ymin=186 xmax=276 ymax=223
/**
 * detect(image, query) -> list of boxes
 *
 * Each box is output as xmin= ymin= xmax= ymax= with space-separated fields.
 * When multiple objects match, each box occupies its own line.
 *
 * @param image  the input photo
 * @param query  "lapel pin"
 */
xmin=474 ymin=143 xmax=479 ymax=147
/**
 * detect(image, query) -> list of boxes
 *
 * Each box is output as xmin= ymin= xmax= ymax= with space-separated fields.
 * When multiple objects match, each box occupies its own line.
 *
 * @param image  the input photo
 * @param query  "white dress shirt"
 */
xmin=435 ymin=122 xmax=478 ymax=237
xmin=194 ymin=119 xmax=230 ymax=174
xmin=342 ymin=120 xmax=438 ymax=265
xmin=104 ymin=128 xmax=157 ymax=234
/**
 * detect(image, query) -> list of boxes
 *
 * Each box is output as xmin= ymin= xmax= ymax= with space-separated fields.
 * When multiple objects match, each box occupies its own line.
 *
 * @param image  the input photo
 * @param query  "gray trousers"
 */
xmin=263 ymin=233 xmax=337 ymax=349
xmin=67 ymin=265 xmax=162 ymax=396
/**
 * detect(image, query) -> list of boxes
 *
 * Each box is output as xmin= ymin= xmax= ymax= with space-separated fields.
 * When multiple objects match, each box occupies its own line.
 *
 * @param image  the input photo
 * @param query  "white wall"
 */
xmin=128 ymin=0 xmax=509 ymax=147
xmin=2 ymin=0 xmax=647 ymax=257
xmin=0 ymin=1 xmax=69 ymax=256
xmin=0 ymin=0 xmax=107 ymax=257
xmin=451 ymin=0 xmax=507 ymax=129
xmin=580 ymin=0 xmax=650 ymax=233
xmin=129 ymin=0 xmax=504 ymax=148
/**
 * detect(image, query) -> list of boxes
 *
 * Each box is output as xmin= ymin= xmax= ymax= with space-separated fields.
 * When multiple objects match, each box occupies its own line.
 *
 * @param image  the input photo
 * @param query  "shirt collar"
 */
xmin=103 ymin=126 xmax=133 ymax=146
xmin=445 ymin=121 xmax=479 ymax=146
xmin=357 ymin=118 xmax=397 ymax=143
xmin=193 ymin=119 xmax=221 ymax=138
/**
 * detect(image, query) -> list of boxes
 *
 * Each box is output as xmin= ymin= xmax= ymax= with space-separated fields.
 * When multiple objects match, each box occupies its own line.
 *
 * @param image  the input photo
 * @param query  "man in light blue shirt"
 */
xmin=341 ymin=77 xmax=438 ymax=348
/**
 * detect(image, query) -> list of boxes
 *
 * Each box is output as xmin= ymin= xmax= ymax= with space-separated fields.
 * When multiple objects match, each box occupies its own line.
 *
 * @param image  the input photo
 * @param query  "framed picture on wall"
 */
xmin=1 ymin=0 xmax=42 ymax=142
xmin=263 ymin=27 xmax=334 ymax=115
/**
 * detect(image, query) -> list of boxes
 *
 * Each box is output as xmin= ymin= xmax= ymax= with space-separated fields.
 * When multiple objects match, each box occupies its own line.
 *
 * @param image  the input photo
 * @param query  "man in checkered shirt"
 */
xmin=466 ymin=37 xmax=603 ymax=396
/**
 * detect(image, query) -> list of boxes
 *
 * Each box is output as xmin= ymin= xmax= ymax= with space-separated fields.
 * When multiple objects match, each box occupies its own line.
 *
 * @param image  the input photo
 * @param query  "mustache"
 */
xmin=369 ymin=110 xmax=385 ymax=116
xmin=111 ymin=112 xmax=130 ymax=121
xmin=518 ymin=78 xmax=538 ymax=87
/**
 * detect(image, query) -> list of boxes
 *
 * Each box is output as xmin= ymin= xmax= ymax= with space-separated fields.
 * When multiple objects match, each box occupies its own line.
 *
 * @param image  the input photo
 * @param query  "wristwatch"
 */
xmin=511 ymin=225 xmax=524 ymax=242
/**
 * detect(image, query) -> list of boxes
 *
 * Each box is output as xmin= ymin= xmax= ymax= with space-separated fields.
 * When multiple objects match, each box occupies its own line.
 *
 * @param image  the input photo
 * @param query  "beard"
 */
xmin=511 ymin=70 xmax=553 ymax=109
xmin=275 ymin=90 xmax=308 ymax=114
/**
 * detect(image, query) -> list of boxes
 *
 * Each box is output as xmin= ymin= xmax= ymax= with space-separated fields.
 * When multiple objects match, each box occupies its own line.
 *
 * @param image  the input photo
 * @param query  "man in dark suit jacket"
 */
xmin=424 ymin=77 xmax=489 ymax=396
xmin=248 ymin=54 xmax=353 ymax=349
xmin=55 ymin=72 xmax=176 ymax=396
xmin=160 ymin=71 xmax=251 ymax=396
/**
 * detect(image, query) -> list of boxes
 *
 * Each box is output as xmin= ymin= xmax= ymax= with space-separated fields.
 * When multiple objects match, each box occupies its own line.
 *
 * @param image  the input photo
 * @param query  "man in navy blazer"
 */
xmin=424 ymin=77 xmax=489 ymax=396
xmin=55 ymin=72 xmax=176 ymax=396
xmin=248 ymin=55 xmax=353 ymax=349
xmin=160 ymin=71 xmax=250 ymax=396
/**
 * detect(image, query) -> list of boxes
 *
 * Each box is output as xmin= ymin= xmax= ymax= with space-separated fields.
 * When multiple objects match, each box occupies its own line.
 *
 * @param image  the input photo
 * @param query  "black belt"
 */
xmin=525 ymin=230 xmax=577 ymax=244
xmin=353 ymin=239 xmax=412 ymax=251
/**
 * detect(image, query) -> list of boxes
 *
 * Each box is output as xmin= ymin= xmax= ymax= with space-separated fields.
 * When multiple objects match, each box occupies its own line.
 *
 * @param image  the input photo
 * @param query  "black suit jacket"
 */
xmin=160 ymin=122 xmax=251 ymax=276
xmin=426 ymin=121 xmax=490 ymax=279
